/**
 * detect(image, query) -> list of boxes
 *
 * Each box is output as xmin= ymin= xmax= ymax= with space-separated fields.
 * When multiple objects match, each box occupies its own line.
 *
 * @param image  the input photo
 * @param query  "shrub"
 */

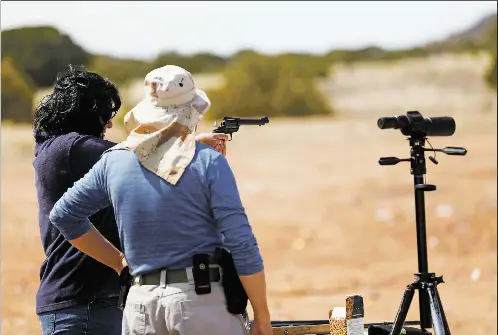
xmin=205 ymin=53 xmax=333 ymax=120
xmin=113 ymin=100 xmax=133 ymax=127
xmin=276 ymin=53 xmax=331 ymax=78
xmin=486 ymin=55 xmax=497 ymax=89
xmin=484 ymin=19 xmax=497 ymax=90
xmin=1 ymin=57 xmax=35 ymax=123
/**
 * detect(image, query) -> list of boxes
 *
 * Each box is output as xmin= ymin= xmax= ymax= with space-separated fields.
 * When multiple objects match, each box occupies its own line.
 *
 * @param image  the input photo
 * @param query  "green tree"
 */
xmin=230 ymin=49 xmax=262 ymax=61
xmin=188 ymin=52 xmax=227 ymax=73
xmin=1 ymin=26 xmax=90 ymax=88
xmin=88 ymin=55 xmax=154 ymax=87
xmin=153 ymin=52 xmax=226 ymax=74
xmin=205 ymin=53 xmax=332 ymax=120
xmin=1 ymin=57 xmax=35 ymax=123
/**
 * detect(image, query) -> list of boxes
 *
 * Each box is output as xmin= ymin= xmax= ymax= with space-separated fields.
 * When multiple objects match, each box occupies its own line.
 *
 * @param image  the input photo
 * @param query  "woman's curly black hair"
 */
xmin=33 ymin=65 xmax=122 ymax=143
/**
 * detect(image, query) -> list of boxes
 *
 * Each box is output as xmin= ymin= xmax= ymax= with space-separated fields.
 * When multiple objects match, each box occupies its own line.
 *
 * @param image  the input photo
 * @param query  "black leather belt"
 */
xmin=133 ymin=267 xmax=221 ymax=286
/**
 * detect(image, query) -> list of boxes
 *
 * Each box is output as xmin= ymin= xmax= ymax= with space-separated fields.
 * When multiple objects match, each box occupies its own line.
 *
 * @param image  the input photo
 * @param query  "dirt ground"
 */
xmin=2 ymin=54 xmax=497 ymax=335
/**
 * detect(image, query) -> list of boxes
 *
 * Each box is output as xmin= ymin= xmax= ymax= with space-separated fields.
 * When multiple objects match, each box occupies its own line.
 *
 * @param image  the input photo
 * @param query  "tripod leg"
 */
xmin=426 ymin=283 xmax=451 ymax=335
xmin=434 ymin=285 xmax=451 ymax=334
xmin=419 ymin=286 xmax=432 ymax=330
xmin=389 ymin=283 xmax=417 ymax=335
xmin=427 ymin=284 xmax=451 ymax=335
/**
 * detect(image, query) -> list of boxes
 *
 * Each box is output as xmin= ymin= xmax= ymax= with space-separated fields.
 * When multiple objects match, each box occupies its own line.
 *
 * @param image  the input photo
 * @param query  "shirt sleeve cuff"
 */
xmin=52 ymin=217 xmax=93 ymax=241
xmin=235 ymin=261 xmax=265 ymax=276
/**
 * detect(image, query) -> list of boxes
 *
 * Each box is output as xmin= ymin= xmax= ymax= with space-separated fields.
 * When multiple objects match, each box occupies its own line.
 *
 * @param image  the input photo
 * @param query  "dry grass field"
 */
xmin=2 ymin=53 xmax=497 ymax=335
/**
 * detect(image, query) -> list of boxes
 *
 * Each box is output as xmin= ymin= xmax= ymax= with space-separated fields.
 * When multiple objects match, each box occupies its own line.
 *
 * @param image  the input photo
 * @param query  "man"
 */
xmin=33 ymin=65 xmax=228 ymax=335
xmin=49 ymin=65 xmax=273 ymax=335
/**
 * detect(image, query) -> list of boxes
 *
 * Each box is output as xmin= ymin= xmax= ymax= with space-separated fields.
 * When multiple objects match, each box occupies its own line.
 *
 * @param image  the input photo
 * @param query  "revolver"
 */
xmin=212 ymin=116 xmax=270 ymax=141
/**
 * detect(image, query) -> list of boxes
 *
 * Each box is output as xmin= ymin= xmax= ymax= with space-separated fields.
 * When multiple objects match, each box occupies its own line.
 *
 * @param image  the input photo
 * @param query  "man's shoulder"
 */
xmin=194 ymin=142 xmax=224 ymax=164
xmin=100 ymin=149 xmax=139 ymax=171
xmin=103 ymin=148 xmax=137 ymax=161
xmin=196 ymin=142 xmax=222 ymax=158
xmin=193 ymin=143 xmax=233 ymax=177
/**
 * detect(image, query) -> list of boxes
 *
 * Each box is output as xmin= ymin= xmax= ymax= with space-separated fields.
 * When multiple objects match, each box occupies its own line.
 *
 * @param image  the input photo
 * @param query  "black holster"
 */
xmin=215 ymin=247 xmax=248 ymax=315
xmin=117 ymin=266 xmax=132 ymax=311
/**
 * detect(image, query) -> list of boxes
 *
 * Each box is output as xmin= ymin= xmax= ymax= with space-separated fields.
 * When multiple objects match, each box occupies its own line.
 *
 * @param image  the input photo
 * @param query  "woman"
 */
xmin=33 ymin=65 xmax=228 ymax=335
xmin=48 ymin=65 xmax=273 ymax=335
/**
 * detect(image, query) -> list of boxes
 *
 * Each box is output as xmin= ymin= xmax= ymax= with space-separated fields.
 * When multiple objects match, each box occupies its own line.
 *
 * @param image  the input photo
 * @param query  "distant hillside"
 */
xmin=427 ymin=12 xmax=497 ymax=52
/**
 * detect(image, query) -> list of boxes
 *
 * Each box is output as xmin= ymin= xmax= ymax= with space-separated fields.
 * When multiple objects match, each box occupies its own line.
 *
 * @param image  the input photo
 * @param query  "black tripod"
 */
xmin=377 ymin=111 xmax=467 ymax=335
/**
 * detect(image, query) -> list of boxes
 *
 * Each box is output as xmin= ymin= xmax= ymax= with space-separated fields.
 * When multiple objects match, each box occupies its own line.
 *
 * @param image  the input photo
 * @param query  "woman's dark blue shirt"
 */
xmin=33 ymin=132 xmax=120 ymax=314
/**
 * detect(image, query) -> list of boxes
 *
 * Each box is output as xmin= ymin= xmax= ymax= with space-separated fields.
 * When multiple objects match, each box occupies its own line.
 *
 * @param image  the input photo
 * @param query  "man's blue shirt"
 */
xmin=50 ymin=143 xmax=264 ymax=277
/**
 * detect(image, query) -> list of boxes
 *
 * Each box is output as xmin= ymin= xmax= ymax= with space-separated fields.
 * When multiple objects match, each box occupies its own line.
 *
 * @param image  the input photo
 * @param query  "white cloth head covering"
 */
xmin=108 ymin=65 xmax=211 ymax=185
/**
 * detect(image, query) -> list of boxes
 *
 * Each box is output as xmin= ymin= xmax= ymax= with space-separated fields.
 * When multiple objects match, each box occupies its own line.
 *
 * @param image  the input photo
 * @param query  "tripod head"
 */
xmin=378 ymin=111 xmax=467 ymax=177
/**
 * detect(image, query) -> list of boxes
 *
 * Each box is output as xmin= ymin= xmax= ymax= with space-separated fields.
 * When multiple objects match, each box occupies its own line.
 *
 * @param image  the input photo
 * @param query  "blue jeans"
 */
xmin=38 ymin=297 xmax=122 ymax=335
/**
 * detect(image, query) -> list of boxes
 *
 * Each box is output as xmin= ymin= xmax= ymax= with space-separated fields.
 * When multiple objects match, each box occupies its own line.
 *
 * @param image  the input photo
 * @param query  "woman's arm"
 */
xmin=49 ymin=154 xmax=126 ymax=274
xmin=69 ymin=226 xmax=127 ymax=274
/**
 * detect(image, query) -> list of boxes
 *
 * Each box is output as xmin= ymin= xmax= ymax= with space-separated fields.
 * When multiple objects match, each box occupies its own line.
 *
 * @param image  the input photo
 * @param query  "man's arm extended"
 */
xmin=208 ymin=155 xmax=270 ymax=322
xmin=49 ymin=154 xmax=126 ymax=274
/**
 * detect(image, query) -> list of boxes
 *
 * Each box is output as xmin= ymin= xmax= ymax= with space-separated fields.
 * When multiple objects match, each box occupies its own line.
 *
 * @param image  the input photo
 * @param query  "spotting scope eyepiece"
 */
xmin=377 ymin=117 xmax=399 ymax=130
xmin=378 ymin=111 xmax=456 ymax=137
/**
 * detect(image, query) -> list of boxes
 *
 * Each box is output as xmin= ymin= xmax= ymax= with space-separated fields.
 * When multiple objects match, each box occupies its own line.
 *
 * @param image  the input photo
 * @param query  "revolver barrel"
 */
xmin=236 ymin=116 xmax=269 ymax=126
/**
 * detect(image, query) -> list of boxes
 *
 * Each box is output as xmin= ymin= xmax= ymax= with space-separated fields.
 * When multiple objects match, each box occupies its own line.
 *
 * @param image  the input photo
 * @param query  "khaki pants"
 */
xmin=122 ymin=281 xmax=248 ymax=335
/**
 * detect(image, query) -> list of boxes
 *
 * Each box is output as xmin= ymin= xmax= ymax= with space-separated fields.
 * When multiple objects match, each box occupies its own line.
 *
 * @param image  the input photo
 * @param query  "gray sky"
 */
xmin=1 ymin=1 xmax=496 ymax=60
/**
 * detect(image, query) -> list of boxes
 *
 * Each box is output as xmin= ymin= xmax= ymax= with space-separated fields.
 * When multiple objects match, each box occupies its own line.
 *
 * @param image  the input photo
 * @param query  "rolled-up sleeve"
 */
xmin=50 ymin=155 xmax=111 ymax=241
xmin=208 ymin=155 xmax=264 ymax=276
